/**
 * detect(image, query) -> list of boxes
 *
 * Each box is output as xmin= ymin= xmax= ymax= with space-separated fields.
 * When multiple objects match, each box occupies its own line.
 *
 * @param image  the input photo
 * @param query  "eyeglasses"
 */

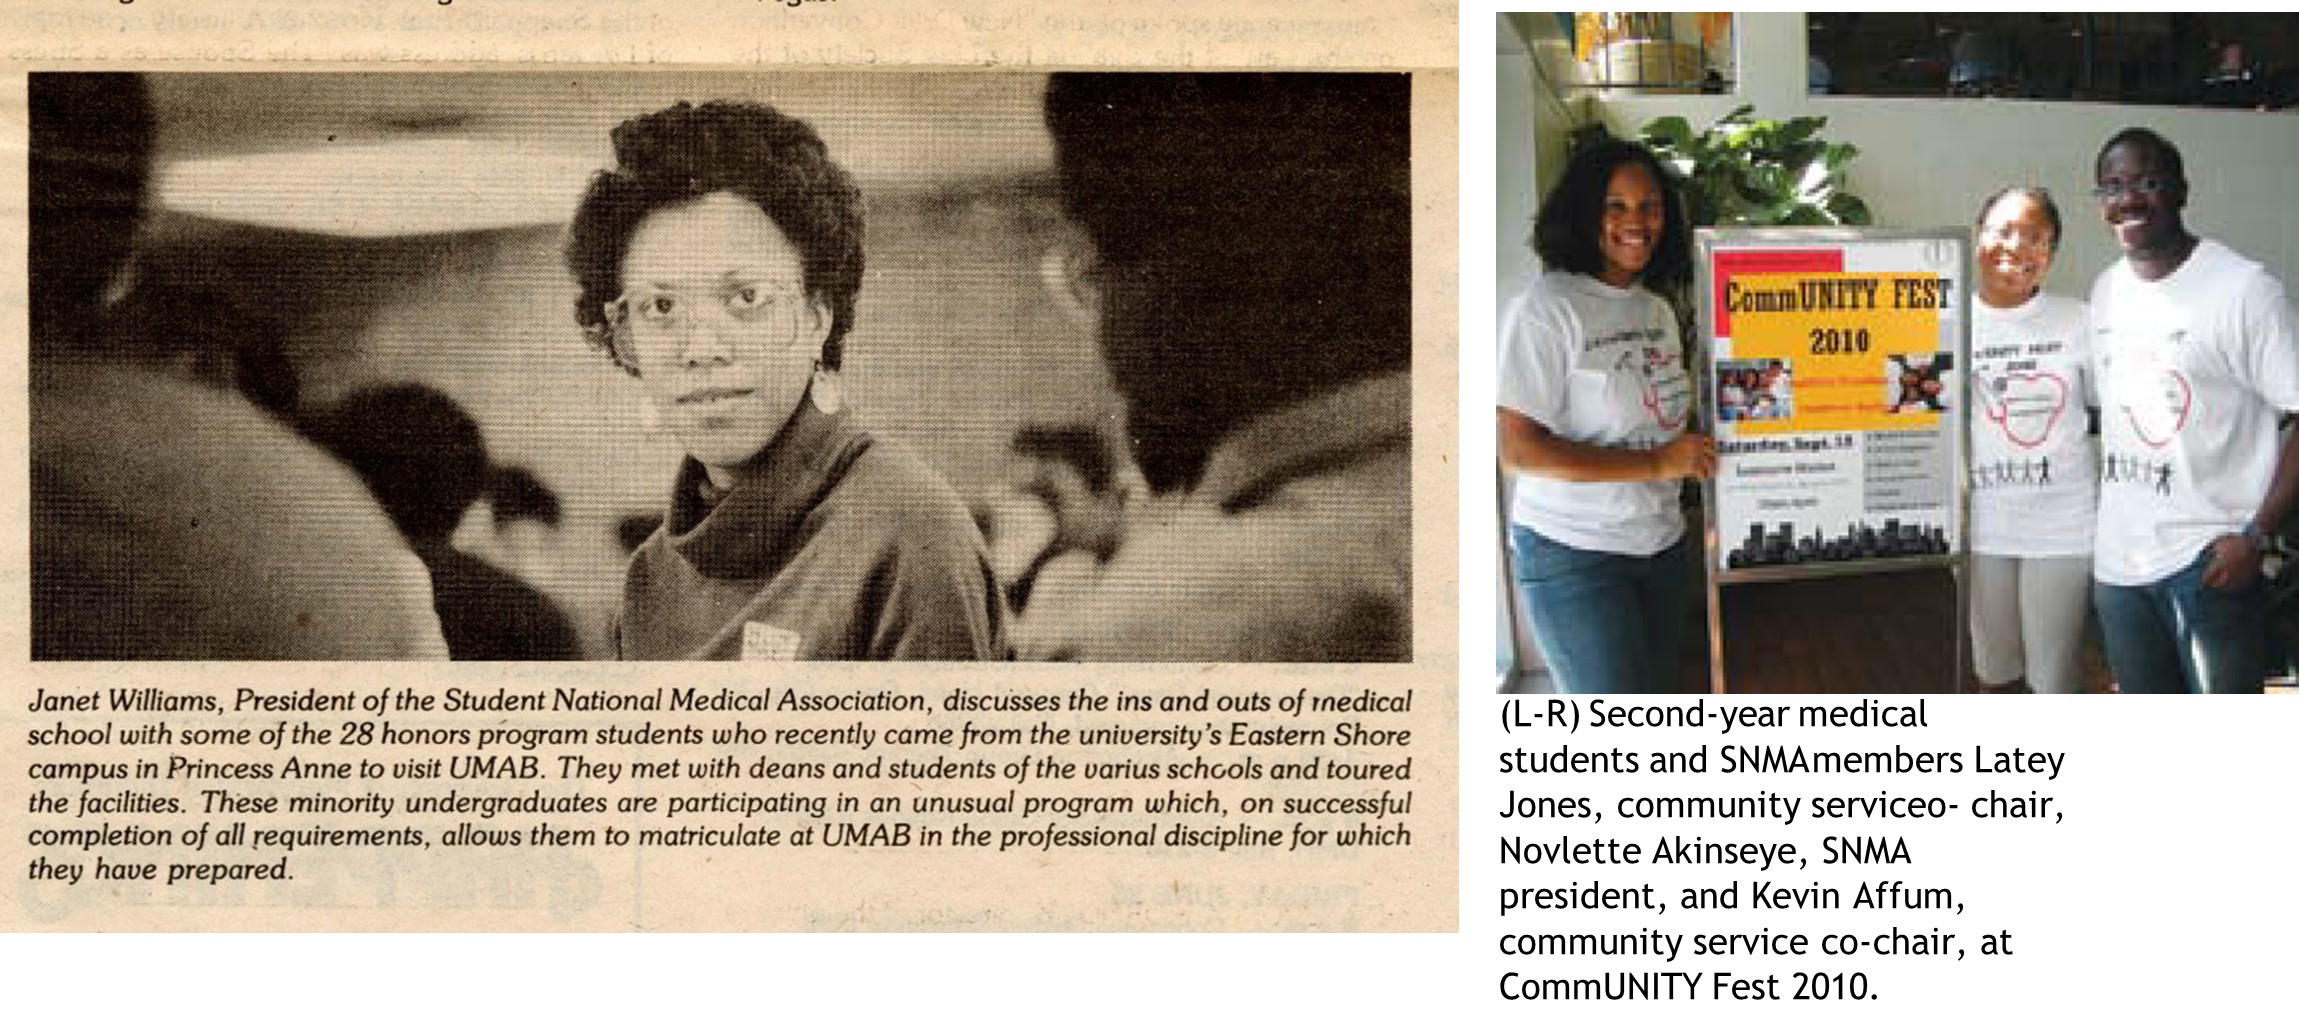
xmin=603 ymin=280 xmax=802 ymax=366
xmin=606 ymin=280 xmax=800 ymax=335
xmin=2091 ymin=177 xmax=2176 ymax=203
xmin=1978 ymin=224 xmax=2054 ymax=249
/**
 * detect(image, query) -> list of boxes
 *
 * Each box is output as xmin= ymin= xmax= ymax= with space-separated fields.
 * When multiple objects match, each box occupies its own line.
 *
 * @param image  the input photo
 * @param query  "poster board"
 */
xmin=1695 ymin=228 xmax=1971 ymax=692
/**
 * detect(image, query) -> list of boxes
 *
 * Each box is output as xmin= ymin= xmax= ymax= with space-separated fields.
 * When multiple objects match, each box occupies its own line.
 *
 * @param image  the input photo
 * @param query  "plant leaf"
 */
xmin=1778 ymin=140 xmax=1824 ymax=167
xmin=1643 ymin=115 xmax=1694 ymax=151
xmin=1776 ymin=118 xmax=1823 ymax=147
xmin=1659 ymin=105 xmax=1874 ymax=227
xmin=1777 ymin=204 xmax=1832 ymax=227
xmin=1748 ymin=164 xmax=1791 ymax=201
xmin=1825 ymin=193 xmax=1873 ymax=226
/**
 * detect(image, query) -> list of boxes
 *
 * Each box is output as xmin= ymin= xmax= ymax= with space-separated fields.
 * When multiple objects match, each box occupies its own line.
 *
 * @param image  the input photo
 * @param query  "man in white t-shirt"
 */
xmin=2088 ymin=128 xmax=2299 ymax=692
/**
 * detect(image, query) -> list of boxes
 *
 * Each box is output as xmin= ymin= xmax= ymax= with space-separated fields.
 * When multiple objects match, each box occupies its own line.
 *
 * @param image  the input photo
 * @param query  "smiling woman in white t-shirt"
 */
xmin=1965 ymin=186 xmax=2095 ymax=693
xmin=1498 ymin=139 xmax=1713 ymax=693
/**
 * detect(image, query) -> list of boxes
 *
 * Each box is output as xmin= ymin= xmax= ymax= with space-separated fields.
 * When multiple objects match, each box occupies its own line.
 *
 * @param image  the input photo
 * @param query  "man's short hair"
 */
xmin=1045 ymin=73 xmax=1409 ymax=270
xmin=309 ymin=383 xmax=488 ymax=544
xmin=1043 ymin=73 xmax=1410 ymax=489
xmin=486 ymin=465 xmax=563 ymax=529
xmin=1042 ymin=71 xmax=1410 ymax=349
xmin=29 ymin=73 xmax=154 ymax=339
xmin=1011 ymin=424 xmax=1118 ymax=494
xmin=2096 ymin=127 xmax=2186 ymax=185
xmin=103 ymin=280 xmax=302 ymax=418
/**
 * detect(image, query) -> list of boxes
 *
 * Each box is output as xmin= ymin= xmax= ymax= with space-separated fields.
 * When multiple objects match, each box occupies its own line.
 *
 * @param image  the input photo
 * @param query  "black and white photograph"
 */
xmin=29 ymin=70 xmax=1413 ymax=664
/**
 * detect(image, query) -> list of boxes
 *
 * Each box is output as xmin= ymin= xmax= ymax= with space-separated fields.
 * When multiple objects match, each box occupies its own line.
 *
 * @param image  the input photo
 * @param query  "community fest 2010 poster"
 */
xmin=1704 ymin=233 xmax=1968 ymax=579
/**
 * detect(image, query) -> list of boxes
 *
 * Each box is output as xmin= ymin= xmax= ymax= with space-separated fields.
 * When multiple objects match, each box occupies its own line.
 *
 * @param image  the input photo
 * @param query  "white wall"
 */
xmin=1499 ymin=13 xmax=1589 ymax=297
xmin=1496 ymin=15 xmax=1536 ymax=682
xmin=1588 ymin=13 xmax=2299 ymax=298
xmin=1498 ymin=15 xmax=1534 ymax=303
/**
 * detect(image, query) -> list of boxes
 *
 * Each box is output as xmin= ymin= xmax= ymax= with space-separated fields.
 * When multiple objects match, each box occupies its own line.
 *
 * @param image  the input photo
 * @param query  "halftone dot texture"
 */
xmin=34 ymin=72 xmax=1411 ymax=662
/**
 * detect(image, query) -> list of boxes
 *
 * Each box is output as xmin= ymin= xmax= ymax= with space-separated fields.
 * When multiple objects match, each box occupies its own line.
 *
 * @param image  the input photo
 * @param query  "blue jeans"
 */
xmin=1512 ymin=525 xmax=1690 ymax=693
xmin=2092 ymin=546 xmax=2268 ymax=694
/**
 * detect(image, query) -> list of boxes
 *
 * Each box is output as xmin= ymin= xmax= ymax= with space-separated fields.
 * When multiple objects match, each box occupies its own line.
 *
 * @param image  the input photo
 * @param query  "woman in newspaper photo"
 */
xmin=1497 ymin=138 xmax=1712 ymax=693
xmin=565 ymin=100 xmax=1005 ymax=660
xmin=1965 ymin=186 xmax=2094 ymax=693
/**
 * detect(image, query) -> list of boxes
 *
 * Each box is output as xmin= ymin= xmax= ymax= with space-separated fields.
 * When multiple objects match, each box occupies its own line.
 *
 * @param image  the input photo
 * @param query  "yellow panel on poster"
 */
xmin=1726 ymin=271 xmax=1947 ymax=435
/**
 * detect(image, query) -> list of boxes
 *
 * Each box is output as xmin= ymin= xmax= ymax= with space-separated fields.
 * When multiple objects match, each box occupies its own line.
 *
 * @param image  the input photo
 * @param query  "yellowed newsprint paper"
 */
xmin=2 ymin=0 xmax=1459 ymax=933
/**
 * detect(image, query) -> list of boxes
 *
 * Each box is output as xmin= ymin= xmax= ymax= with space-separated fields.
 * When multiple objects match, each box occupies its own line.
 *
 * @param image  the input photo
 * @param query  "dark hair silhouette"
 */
xmin=29 ymin=73 xmax=153 ymax=345
xmin=103 ymin=281 xmax=302 ymax=418
xmin=308 ymin=383 xmax=488 ymax=544
xmin=2095 ymin=127 xmax=2186 ymax=186
xmin=486 ymin=465 xmax=562 ymax=529
xmin=1043 ymin=72 xmax=1410 ymax=491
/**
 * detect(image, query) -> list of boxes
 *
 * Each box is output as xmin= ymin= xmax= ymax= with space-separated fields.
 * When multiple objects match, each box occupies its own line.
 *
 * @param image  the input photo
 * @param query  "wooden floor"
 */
xmin=1678 ymin=566 xmax=2114 ymax=693
xmin=1702 ymin=571 xmax=1950 ymax=692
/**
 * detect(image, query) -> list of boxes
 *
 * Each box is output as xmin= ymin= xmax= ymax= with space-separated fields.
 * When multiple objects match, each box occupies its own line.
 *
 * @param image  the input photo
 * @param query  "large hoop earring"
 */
xmin=809 ymin=359 xmax=843 ymax=415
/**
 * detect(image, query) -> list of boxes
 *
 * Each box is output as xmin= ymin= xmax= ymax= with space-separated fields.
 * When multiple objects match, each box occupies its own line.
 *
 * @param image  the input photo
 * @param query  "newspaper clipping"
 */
xmin=4 ymin=2 xmax=1460 ymax=936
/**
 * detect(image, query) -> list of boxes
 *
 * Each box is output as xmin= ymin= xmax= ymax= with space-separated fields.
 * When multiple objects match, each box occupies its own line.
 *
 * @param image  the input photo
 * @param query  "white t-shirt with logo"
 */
xmin=1499 ymin=271 xmax=1693 ymax=556
xmin=1969 ymin=292 xmax=2095 ymax=557
xmin=2089 ymin=238 xmax=2299 ymax=586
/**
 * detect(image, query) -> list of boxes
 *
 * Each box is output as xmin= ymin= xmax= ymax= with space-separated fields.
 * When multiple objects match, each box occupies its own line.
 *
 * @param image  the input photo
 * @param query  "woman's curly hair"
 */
xmin=565 ymin=100 xmax=864 ymax=373
xmin=1532 ymin=137 xmax=1689 ymax=294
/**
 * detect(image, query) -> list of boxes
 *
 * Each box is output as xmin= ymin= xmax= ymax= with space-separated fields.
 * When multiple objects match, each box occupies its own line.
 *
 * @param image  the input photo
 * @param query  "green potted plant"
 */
xmin=1639 ymin=104 xmax=1871 ymax=227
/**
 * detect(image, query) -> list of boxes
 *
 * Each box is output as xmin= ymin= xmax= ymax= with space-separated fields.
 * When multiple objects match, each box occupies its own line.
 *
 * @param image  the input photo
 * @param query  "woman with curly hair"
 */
xmin=1498 ymin=138 xmax=1710 ymax=692
xmin=565 ymin=100 xmax=1004 ymax=660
